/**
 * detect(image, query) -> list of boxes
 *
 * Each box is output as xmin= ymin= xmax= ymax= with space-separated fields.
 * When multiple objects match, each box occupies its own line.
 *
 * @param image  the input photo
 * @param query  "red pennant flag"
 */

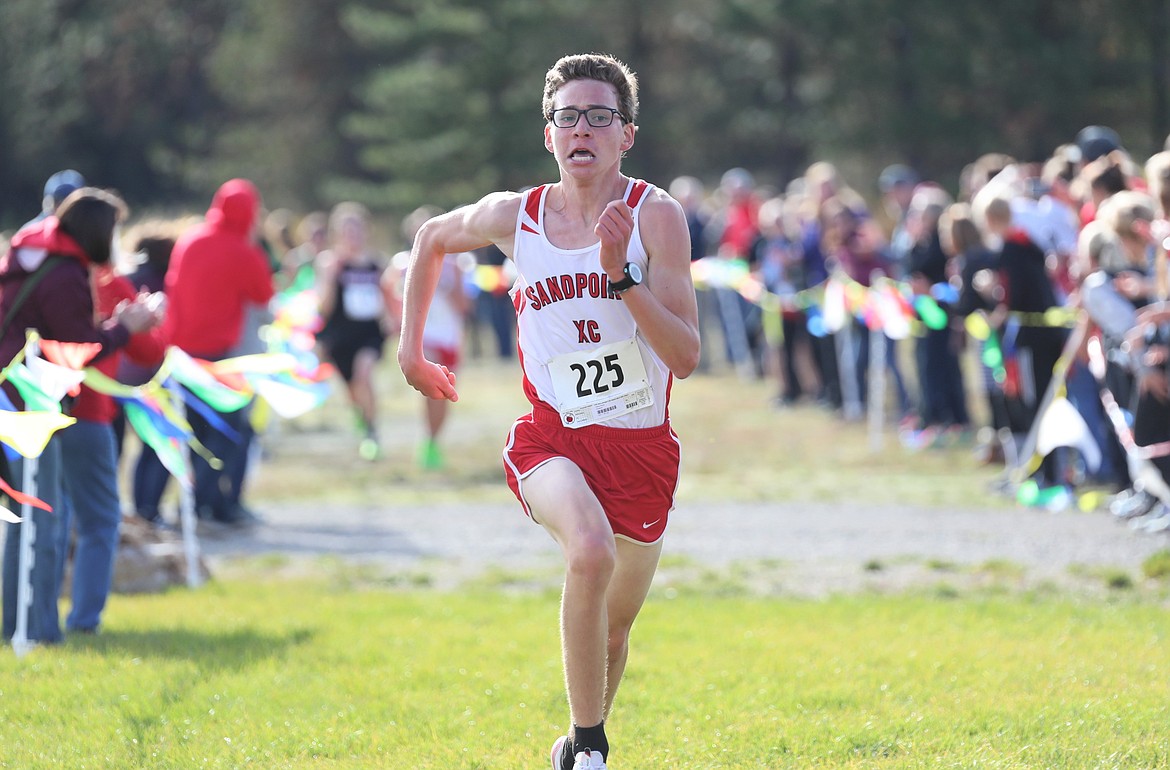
xmin=39 ymin=340 xmax=102 ymax=370
xmin=0 ymin=474 xmax=52 ymax=512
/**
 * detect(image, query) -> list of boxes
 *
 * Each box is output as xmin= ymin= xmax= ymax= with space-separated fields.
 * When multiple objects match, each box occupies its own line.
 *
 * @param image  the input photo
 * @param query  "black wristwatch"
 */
xmin=610 ymin=262 xmax=643 ymax=294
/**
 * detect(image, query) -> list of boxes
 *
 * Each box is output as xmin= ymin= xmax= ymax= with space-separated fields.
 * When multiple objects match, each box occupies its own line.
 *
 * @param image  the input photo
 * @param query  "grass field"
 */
xmin=1 ymin=581 xmax=1166 ymax=768
xmin=5 ymin=355 xmax=1169 ymax=768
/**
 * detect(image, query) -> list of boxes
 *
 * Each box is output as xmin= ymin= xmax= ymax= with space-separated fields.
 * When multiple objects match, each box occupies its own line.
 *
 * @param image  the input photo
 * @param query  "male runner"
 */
xmin=398 ymin=52 xmax=700 ymax=770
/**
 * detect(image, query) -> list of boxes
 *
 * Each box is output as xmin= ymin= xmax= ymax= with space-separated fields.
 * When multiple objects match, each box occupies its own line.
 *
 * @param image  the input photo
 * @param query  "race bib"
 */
xmin=547 ymin=337 xmax=654 ymax=428
xmin=341 ymin=282 xmax=384 ymax=321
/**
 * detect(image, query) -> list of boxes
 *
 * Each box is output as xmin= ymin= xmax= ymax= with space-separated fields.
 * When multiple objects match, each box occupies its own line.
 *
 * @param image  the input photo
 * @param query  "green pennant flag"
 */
xmin=4 ymin=364 xmax=62 ymax=413
xmin=122 ymin=401 xmax=191 ymax=485
xmin=167 ymin=349 xmax=252 ymax=413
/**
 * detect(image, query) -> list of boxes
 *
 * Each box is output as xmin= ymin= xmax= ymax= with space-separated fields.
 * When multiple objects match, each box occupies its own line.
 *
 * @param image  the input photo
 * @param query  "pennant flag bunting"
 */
xmin=82 ymin=366 xmax=144 ymax=399
xmin=0 ymin=410 xmax=76 ymax=458
xmin=913 ymin=294 xmax=948 ymax=331
xmin=806 ymin=305 xmax=828 ymax=337
xmin=873 ymin=285 xmax=912 ymax=340
xmin=982 ymin=331 xmax=1005 ymax=374
xmin=930 ymin=282 xmax=960 ymax=304
xmin=121 ymin=400 xmax=191 ymax=488
xmin=177 ymin=387 xmax=242 ymax=445
xmin=473 ymin=264 xmax=510 ymax=294
xmin=248 ymin=374 xmax=331 ymax=419
xmin=167 ymin=348 xmax=252 ymax=413
xmin=1033 ymin=396 xmax=1102 ymax=472
xmin=821 ymin=279 xmax=847 ymax=333
xmin=117 ymin=393 xmax=191 ymax=442
xmin=23 ymin=350 xmax=87 ymax=399
xmin=0 ymin=472 xmax=52 ymax=512
xmin=208 ymin=353 xmax=299 ymax=377
xmin=4 ymin=365 xmax=62 ymax=413
xmin=0 ymin=388 xmax=19 ymax=462
xmin=966 ymin=313 xmax=992 ymax=341
xmin=38 ymin=340 xmax=101 ymax=371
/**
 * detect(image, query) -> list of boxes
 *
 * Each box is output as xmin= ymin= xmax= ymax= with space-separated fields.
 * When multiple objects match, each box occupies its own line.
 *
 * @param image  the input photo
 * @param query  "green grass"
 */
xmin=1 ymin=580 xmax=1167 ymax=768
xmin=1143 ymin=550 xmax=1170 ymax=580
xmin=50 ymin=357 xmax=1167 ymax=767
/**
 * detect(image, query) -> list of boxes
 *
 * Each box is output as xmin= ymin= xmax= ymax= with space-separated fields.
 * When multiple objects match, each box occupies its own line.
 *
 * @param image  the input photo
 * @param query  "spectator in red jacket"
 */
xmin=148 ymin=179 xmax=275 ymax=527
xmin=1 ymin=187 xmax=161 ymax=646
xmin=163 ymin=179 xmax=275 ymax=358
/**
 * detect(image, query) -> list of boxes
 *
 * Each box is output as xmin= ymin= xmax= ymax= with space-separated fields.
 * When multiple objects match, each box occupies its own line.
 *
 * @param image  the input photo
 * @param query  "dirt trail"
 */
xmin=198 ymin=499 xmax=1170 ymax=596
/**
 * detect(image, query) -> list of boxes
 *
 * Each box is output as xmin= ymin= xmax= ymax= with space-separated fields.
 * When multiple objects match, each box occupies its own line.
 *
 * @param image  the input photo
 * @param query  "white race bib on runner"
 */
xmin=546 ymin=336 xmax=654 ymax=428
xmin=341 ymin=282 xmax=384 ymax=321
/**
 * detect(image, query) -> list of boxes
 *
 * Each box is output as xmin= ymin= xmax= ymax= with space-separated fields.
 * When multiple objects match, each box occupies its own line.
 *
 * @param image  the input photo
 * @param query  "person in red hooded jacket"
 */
xmin=163 ymin=179 xmax=275 ymax=359
xmin=140 ymin=179 xmax=275 ymax=527
xmin=1 ymin=187 xmax=161 ymax=646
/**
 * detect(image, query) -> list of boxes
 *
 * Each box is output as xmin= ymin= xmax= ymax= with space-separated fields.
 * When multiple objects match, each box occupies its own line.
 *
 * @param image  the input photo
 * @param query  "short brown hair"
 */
xmin=542 ymin=53 xmax=639 ymax=124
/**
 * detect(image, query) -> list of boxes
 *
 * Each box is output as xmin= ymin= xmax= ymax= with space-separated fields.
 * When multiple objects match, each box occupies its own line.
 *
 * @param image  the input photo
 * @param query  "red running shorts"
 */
xmin=502 ymin=404 xmax=681 ymax=544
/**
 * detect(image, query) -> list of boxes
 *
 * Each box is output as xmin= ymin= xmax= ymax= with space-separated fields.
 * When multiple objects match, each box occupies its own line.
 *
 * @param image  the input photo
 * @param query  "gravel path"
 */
xmin=199 ymin=499 xmax=1170 ymax=596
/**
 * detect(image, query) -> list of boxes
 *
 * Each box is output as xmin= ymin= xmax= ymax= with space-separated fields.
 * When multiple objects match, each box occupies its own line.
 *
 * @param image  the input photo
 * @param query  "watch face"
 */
xmin=627 ymin=262 xmax=643 ymax=283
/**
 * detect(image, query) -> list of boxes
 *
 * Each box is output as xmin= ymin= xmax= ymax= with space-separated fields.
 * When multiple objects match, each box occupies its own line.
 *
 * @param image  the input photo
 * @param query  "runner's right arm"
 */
xmin=398 ymin=191 xmax=520 ymax=400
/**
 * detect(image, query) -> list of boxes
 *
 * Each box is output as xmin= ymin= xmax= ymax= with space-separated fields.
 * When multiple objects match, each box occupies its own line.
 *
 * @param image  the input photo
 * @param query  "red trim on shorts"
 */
xmin=502 ymin=402 xmax=680 ymax=544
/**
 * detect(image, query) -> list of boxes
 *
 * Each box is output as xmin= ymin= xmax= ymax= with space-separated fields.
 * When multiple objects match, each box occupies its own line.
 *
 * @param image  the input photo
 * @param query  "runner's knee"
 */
xmin=564 ymin=530 xmax=616 ymax=586
xmin=607 ymin=622 xmax=632 ymax=658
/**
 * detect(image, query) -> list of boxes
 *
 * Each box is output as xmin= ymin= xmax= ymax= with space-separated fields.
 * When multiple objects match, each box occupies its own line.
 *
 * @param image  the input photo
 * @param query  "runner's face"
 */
xmin=544 ymin=79 xmax=634 ymax=177
xmin=336 ymin=215 xmax=367 ymax=256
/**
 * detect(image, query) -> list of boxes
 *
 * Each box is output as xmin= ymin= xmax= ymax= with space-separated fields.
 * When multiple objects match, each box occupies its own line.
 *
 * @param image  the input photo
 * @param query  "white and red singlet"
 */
xmin=502 ymin=178 xmax=681 ymax=544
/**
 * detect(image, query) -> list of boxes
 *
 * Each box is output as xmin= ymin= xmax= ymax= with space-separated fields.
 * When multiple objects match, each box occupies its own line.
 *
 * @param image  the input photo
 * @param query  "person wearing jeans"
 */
xmin=1 ymin=448 xmax=64 ymax=644
xmin=55 ymin=262 xmax=166 ymax=633
xmin=54 ymin=420 xmax=122 ymax=632
xmin=1 ymin=188 xmax=160 ymax=645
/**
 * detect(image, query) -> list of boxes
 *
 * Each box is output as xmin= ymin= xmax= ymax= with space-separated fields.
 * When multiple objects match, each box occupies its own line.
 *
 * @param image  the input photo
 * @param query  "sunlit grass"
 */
xmin=2 ymin=580 xmax=1167 ymax=768
xmin=18 ymin=353 xmax=1170 ymax=767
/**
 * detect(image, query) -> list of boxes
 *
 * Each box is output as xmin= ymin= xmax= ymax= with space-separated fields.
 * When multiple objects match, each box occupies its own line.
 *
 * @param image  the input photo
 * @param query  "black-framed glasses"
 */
xmin=548 ymin=107 xmax=626 ymax=129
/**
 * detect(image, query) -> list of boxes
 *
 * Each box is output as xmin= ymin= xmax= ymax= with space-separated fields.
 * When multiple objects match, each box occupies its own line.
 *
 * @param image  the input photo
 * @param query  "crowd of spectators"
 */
xmin=0 ymin=166 xmax=497 ymax=646
xmin=677 ymin=125 xmax=1170 ymax=533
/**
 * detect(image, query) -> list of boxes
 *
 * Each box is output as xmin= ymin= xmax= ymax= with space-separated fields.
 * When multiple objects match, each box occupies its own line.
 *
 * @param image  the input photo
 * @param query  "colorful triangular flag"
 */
xmin=1034 ymin=396 xmax=1102 ymax=473
xmin=38 ymin=339 xmax=101 ymax=370
xmin=167 ymin=348 xmax=252 ymax=413
xmin=23 ymin=349 xmax=87 ymax=399
xmin=3 ymin=365 xmax=62 ymax=413
xmin=0 ymin=469 xmax=53 ymax=512
xmin=0 ymin=410 xmax=76 ymax=458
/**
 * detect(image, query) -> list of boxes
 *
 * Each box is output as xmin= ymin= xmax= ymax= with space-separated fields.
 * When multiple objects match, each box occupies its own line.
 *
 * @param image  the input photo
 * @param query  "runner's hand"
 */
xmin=400 ymin=355 xmax=459 ymax=402
xmin=595 ymin=199 xmax=634 ymax=279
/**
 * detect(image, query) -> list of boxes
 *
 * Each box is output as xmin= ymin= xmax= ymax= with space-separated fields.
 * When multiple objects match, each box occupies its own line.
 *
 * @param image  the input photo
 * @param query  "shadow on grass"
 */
xmin=71 ymin=626 xmax=316 ymax=671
